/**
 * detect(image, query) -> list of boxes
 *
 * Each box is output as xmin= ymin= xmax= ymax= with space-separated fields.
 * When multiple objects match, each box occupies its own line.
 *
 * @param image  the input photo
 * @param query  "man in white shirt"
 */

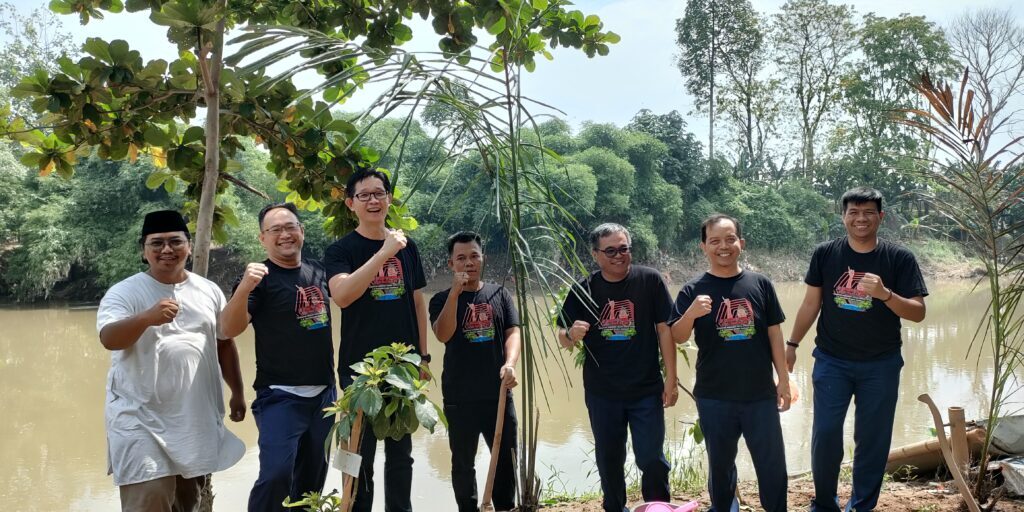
xmin=96 ymin=210 xmax=245 ymax=512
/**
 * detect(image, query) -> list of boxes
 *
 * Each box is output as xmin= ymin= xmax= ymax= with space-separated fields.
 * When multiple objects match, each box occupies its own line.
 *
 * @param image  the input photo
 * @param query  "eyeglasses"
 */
xmin=145 ymin=238 xmax=188 ymax=250
xmin=353 ymin=190 xmax=388 ymax=202
xmin=263 ymin=223 xmax=302 ymax=235
xmin=597 ymin=245 xmax=631 ymax=257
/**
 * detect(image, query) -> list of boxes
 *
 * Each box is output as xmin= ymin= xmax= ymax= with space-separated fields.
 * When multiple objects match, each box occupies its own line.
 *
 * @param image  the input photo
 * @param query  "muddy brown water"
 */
xmin=0 ymin=279 xmax=994 ymax=510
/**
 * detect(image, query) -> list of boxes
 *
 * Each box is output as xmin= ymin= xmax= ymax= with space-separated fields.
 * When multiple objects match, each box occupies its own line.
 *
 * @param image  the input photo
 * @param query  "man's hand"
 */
xmin=567 ymin=320 xmax=591 ymax=343
xmin=381 ymin=229 xmax=408 ymax=258
xmin=684 ymin=295 xmax=713 ymax=320
xmin=145 ymin=298 xmax=179 ymax=326
xmin=856 ymin=272 xmax=889 ymax=300
xmin=237 ymin=263 xmax=268 ymax=294
xmin=420 ymin=362 xmax=432 ymax=382
xmin=499 ymin=365 xmax=518 ymax=389
xmin=662 ymin=378 xmax=679 ymax=408
xmin=228 ymin=393 xmax=246 ymax=422
xmin=451 ymin=271 xmax=470 ymax=296
xmin=777 ymin=379 xmax=792 ymax=412
xmin=786 ymin=344 xmax=798 ymax=373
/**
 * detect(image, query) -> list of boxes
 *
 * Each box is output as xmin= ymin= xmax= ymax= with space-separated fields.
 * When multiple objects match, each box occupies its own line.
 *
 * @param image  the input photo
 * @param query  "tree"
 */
xmin=675 ymin=0 xmax=760 ymax=159
xmin=946 ymin=8 xmax=1024 ymax=154
xmin=772 ymin=0 xmax=857 ymax=176
xmin=0 ymin=2 xmax=78 ymax=118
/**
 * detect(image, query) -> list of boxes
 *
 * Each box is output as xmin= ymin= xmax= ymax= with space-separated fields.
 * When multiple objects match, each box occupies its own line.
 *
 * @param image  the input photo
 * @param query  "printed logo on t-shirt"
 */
xmin=296 ymin=285 xmax=329 ymax=330
xmin=716 ymin=298 xmax=756 ymax=341
xmin=833 ymin=268 xmax=873 ymax=312
xmin=598 ymin=299 xmax=636 ymax=341
xmin=462 ymin=303 xmax=496 ymax=343
xmin=370 ymin=257 xmax=406 ymax=301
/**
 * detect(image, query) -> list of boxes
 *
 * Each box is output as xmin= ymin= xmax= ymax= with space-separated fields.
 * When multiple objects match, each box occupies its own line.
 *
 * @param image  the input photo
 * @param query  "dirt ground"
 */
xmin=540 ymin=478 xmax=1024 ymax=511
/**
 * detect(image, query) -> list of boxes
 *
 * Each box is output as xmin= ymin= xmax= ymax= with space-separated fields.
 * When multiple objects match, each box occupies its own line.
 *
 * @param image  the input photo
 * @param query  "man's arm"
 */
xmin=414 ymin=289 xmax=429 ymax=356
xmin=217 ymin=338 xmax=246 ymax=422
xmin=885 ymin=293 xmax=926 ymax=322
xmin=785 ymin=285 xmax=822 ymax=372
xmin=99 ymin=299 xmax=178 ymax=350
xmin=222 ymin=263 xmax=268 ymax=338
xmin=670 ymin=294 xmax=711 ymax=344
xmin=498 ymin=326 xmax=522 ymax=388
xmin=768 ymin=324 xmax=791 ymax=412
xmin=431 ymin=290 xmax=459 ymax=343
xmin=657 ymin=322 xmax=679 ymax=407
xmin=329 ymin=231 xmax=406 ymax=308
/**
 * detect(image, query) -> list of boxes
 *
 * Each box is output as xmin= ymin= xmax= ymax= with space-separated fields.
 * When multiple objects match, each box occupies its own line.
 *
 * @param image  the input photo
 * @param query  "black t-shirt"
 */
xmin=557 ymin=265 xmax=672 ymax=400
xmin=670 ymin=271 xmax=784 ymax=401
xmin=234 ymin=259 xmax=335 ymax=389
xmin=805 ymin=237 xmax=929 ymax=361
xmin=428 ymin=283 xmax=520 ymax=404
xmin=323 ymin=231 xmax=427 ymax=381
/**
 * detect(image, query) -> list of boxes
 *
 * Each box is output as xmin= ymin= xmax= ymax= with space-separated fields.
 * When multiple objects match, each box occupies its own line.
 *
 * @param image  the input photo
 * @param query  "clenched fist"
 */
xmin=145 ymin=298 xmax=179 ymax=326
xmin=684 ymin=295 xmax=713 ymax=320
xmin=856 ymin=272 xmax=889 ymax=300
xmin=237 ymin=263 xmax=269 ymax=294
xmin=451 ymin=271 xmax=470 ymax=295
xmin=568 ymin=320 xmax=591 ymax=343
xmin=381 ymin=229 xmax=407 ymax=258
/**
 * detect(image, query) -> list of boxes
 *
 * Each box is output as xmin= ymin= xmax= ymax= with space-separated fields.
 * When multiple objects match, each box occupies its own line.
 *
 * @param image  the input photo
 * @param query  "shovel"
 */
xmin=480 ymin=382 xmax=509 ymax=512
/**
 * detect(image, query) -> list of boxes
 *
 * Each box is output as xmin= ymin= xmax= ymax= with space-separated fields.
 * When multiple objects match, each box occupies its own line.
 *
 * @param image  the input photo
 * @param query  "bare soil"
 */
xmin=540 ymin=478 xmax=1024 ymax=511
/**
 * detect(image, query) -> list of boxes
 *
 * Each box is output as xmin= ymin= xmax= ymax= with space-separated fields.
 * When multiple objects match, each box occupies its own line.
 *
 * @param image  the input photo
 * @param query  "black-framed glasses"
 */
xmin=353 ymin=190 xmax=388 ymax=202
xmin=263 ymin=223 xmax=302 ymax=235
xmin=145 ymin=238 xmax=188 ymax=250
xmin=597 ymin=245 xmax=631 ymax=257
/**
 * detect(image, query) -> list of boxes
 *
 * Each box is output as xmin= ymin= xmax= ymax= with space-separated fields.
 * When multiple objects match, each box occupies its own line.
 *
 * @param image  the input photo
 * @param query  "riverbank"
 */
xmin=541 ymin=478 xmax=1024 ymax=511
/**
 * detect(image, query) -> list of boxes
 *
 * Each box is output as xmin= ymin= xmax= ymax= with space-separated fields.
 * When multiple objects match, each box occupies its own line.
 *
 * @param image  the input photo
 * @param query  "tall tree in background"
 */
xmin=675 ymin=0 xmax=760 ymax=159
xmin=772 ymin=0 xmax=856 ymax=176
xmin=0 ymin=2 xmax=78 ymax=118
xmin=946 ymin=8 xmax=1024 ymax=153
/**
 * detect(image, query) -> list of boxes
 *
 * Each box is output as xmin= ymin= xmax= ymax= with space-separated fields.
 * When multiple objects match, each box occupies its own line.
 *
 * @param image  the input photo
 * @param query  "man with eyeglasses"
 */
xmin=221 ymin=202 xmax=336 ymax=511
xmin=324 ymin=168 xmax=430 ymax=512
xmin=556 ymin=223 xmax=678 ymax=512
xmin=96 ymin=210 xmax=245 ymax=512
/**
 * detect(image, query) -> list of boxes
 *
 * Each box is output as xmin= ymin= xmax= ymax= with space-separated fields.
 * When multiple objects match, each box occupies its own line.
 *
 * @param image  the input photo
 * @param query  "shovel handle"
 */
xmin=480 ymin=384 xmax=509 ymax=508
xmin=918 ymin=394 xmax=982 ymax=512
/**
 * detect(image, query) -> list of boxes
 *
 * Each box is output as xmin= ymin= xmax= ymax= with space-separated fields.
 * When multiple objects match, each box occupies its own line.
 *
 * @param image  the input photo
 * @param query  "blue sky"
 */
xmin=11 ymin=0 xmax=1024 ymax=145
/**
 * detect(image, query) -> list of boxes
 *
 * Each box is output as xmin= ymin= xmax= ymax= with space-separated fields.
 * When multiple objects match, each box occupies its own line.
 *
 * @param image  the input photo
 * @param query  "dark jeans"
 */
xmin=445 ymin=396 xmax=518 ymax=512
xmin=810 ymin=348 xmax=903 ymax=512
xmin=249 ymin=386 xmax=337 ymax=512
xmin=585 ymin=391 xmax=670 ymax=512
xmin=695 ymin=397 xmax=787 ymax=512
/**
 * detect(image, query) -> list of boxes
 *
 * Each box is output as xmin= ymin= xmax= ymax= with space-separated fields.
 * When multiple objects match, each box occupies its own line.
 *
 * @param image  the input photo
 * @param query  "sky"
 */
xmin=10 ymin=0 xmax=1024 ymax=145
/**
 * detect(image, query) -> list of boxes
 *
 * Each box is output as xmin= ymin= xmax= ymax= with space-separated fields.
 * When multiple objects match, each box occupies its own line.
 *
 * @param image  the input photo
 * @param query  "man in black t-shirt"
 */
xmin=787 ymin=187 xmax=928 ymax=512
xmin=670 ymin=214 xmax=791 ymax=512
xmin=557 ymin=223 xmax=677 ymax=512
xmin=323 ymin=169 xmax=430 ymax=512
xmin=221 ymin=203 xmax=336 ymax=511
xmin=429 ymin=231 xmax=520 ymax=512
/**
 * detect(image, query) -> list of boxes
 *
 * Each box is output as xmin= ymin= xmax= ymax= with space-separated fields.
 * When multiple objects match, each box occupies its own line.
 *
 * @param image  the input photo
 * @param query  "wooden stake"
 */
xmin=919 ymin=394 xmax=981 ymax=512
xmin=949 ymin=406 xmax=970 ymax=477
xmin=480 ymin=384 xmax=509 ymax=512
xmin=342 ymin=411 xmax=365 ymax=512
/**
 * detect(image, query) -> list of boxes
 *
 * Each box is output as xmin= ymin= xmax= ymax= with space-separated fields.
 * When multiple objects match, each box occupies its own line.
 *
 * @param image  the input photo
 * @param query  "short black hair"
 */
xmin=589 ymin=223 xmax=631 ymax=250
xmin=841 ymin=187 xmax=883 ymax=213
xmin=346 ymin=168 xmax=392 ymax=197
xmin=258 ymin=202 xmax=300 ymax=229
xmin=700 ymin=214 xmax=742 ymax=242
xmin=447 ymin=231 xmax=483 ymax=255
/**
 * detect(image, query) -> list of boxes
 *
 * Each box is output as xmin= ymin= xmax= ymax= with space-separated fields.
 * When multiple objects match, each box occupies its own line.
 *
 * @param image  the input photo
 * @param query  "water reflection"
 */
xmin=0 ymin=279 xmax=997 ymax=510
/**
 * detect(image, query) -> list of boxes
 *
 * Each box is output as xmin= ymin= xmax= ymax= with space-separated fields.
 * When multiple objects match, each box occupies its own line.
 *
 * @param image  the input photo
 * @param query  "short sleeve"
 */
xmin=97 ymin=284 xmax=135 ymax=334
xmin=502 ymin=288 xmax=521 ymax=328
xmin=405 ymin=238 xmax=428 ymax=290
xmin=649 ymin=270 xmax=673 ymax=324
xmin=428 ymin=290 xmax=448 ymax=324
xmin=894 ymin=248 xmax=929 ymax=298
xmin=761 ymin=276 xmax=786 ymax=327
xmin=323 ymin=240 xmax=352 ymax=279
xmin=670 ymin=284 xmax=695 ymax=325
xmin=804 ymin=243 xmax=825 ymax=287
xmin=557 ymin=281 xmax=588 ymax=329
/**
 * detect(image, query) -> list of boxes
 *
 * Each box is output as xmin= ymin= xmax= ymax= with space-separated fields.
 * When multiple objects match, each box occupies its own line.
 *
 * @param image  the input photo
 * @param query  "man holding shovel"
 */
xmin=429 ymin=231 xmax=520 ymax=512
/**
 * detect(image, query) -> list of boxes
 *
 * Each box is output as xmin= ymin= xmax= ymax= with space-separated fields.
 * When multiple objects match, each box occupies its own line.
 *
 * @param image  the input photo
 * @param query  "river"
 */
xmin=0 ymin=279 xmax=994 ymax=510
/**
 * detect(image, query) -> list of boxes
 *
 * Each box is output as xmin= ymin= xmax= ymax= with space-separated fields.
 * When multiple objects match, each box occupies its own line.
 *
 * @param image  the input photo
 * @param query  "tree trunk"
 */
xmin=708 ymin=1 xmax=716 ymax=162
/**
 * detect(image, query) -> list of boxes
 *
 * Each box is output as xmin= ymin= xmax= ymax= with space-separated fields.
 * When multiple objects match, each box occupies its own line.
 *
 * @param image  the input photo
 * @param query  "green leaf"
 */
xmin=692 ymin=420 xmax=704 ymax=444
xmin=414 ymin=400 xmax=438 ymax=432
xmin=383 ymin=373 xmax=412 ymax=391
xmin=487 ymin=16 xmax=506 ymax=35
xmin=603 ymin=32 xmax=621 ymax=44
xmin=531 ymin=0 xmax=548 ymax=10
xmin=146 ymin=171 xmax=170 ymax=189
xmin=182 ymin=126 xmax=205 ymax=145
xmin=144 ymin=126 xmax=171 ymax=146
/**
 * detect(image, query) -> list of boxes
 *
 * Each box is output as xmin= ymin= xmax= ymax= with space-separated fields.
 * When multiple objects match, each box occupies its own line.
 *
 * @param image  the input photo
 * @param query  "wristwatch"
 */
xmin=785 ymin=339 xmax=800 ymax=348
xmin=421 ymin=353 xmax=432 ymax=363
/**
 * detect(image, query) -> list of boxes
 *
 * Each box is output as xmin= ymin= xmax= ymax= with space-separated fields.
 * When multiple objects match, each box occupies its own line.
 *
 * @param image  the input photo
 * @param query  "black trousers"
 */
xmin=444 ymin=397 xmax=518 ymax=512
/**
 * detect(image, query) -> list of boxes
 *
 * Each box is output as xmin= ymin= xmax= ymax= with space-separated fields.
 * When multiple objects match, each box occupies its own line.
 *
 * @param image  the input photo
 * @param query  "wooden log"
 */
xmin=885 ymin=426 xmax=987 ymax=475
xmin=918 ymin=394 xmax=981 ymax=512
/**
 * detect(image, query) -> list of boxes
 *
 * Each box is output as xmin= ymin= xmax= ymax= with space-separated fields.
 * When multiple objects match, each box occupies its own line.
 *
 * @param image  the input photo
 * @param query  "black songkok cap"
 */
xmin=141 ymin=210 xmax=190 ymax=239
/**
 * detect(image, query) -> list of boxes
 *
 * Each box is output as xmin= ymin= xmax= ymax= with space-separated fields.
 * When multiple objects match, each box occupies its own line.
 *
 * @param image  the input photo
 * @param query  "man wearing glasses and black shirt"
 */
xmin=324 ymin=168 xmax=430 ymax=512
xmin=557 ymin=223 xmax=678 ymax=512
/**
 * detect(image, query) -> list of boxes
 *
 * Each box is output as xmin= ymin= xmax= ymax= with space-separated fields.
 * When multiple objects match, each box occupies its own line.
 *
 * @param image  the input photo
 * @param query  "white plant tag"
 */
xmin=332 ymin=449 xmax=362 ymax=476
